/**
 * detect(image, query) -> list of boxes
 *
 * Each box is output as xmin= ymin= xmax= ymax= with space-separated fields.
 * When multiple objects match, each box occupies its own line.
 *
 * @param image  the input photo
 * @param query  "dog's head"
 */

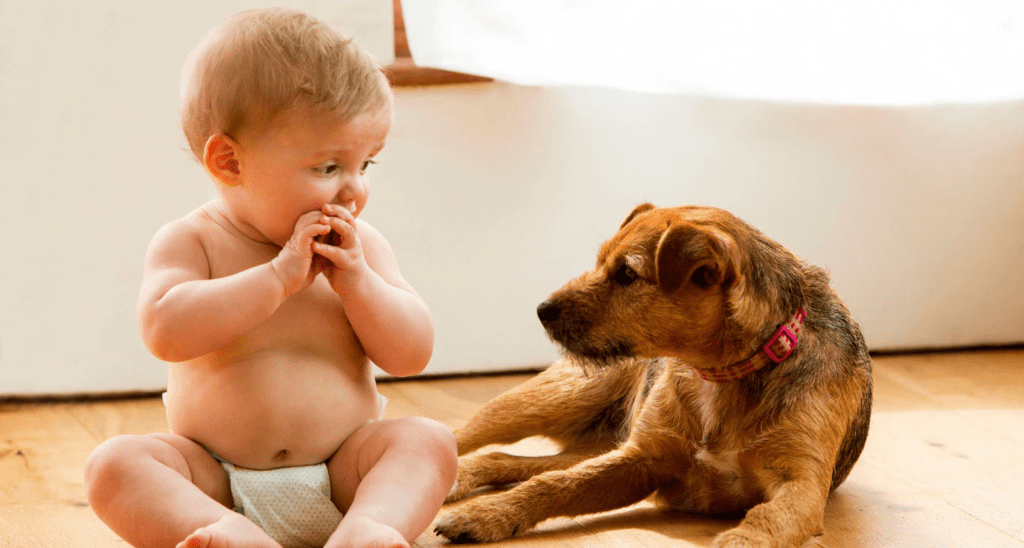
xmin=538 ymin=203 xmax=804 ymax=368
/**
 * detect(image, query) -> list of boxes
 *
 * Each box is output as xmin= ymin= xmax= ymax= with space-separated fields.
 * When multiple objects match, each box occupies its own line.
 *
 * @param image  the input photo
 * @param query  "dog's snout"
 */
xmin=537 ymin=299 xmax=561 ymax=324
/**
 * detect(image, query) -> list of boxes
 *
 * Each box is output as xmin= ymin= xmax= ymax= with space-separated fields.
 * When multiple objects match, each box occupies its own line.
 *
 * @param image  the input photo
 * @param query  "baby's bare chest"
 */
xmin=203 ymin=232 xmax=362 ymax=360
xmin=256 ymin=278 xmax=359 ymax=355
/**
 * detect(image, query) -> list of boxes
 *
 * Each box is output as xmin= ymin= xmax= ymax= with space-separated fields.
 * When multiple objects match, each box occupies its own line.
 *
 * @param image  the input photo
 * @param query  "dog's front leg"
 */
xmin=447 ymin=446 xmax=606 ymax=502
xmin=712 ymin=479 xmax=828 ymax=548
xmin=435 ymin=446 xmax=659 ymax=543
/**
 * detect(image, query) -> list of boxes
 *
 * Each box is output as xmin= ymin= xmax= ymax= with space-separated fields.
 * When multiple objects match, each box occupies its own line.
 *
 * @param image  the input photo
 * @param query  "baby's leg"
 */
xmin=84 ymin=433 xmax=278 ymax=548
xmin=325 ymin=417 xmax=457 ymax=548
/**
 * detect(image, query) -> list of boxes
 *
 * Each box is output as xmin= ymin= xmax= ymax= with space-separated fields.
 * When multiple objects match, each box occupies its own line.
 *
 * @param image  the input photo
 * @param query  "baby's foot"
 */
xmin=176 ymin=513 xmax=281 ymax=548
xmin=325 ymin=515 xmax=409 ymax=548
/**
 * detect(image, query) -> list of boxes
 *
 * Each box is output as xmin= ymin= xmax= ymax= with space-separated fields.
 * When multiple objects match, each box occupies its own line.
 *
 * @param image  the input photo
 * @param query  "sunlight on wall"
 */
xmin=403 ymin=0 xmax=1024 ymax=105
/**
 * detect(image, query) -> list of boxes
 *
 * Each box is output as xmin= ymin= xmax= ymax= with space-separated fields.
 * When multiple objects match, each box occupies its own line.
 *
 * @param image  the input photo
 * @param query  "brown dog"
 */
xmin=434 ymin=204 xmax=872 ymax=547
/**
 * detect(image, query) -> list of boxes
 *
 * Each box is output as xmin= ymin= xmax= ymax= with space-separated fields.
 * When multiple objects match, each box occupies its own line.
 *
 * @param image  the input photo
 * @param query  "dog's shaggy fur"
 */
xmin=434 ymin=204 xmax=872 ymax=547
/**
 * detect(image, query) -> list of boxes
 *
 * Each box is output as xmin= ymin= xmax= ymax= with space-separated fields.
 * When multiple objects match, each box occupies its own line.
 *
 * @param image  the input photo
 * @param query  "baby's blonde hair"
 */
xmin=180 ymin=8 xmax=389 ymax=160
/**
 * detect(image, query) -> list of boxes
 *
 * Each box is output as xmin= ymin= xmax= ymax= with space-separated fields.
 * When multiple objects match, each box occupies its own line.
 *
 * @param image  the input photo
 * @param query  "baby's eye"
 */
xmin=313 ymin=162 xmax=339 ymax=177
xmin=360 ymin=159 xmax=377 ymax=173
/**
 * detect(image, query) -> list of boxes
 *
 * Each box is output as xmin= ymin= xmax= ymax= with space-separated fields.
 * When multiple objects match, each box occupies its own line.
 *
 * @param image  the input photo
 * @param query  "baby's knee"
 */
xmin=85 ymin=435 xmax=142 ymax=497
xmin=401 ymin=416 xmax=456 ymax=450
xmin=84 ymin=434 xmax=176 ymax=498
xmin=394 ymin=417 xmax=457 ymax=470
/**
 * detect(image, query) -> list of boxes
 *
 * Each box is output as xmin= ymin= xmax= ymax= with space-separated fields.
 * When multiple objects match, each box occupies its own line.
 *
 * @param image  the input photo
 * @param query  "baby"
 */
xmin=84 ymin=8 xmax=457 ymax=548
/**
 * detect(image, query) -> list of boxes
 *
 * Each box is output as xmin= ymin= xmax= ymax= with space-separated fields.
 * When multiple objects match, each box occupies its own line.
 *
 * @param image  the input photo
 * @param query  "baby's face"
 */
xmin=234 ymin=101 xmax=392 ymax=246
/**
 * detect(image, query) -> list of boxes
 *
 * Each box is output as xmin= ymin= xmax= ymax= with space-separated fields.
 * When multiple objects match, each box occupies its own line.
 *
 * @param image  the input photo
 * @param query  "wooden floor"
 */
xmin=2 ymin=348 xmax=1023 ymax=547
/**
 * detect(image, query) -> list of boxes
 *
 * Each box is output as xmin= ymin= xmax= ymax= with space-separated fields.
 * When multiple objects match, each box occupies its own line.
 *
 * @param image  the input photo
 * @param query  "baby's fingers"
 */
xmin=311 ymin=238 xmax=354 ymax=270
xmin=299 ymin=221 xmax=332 ymax=251
xmin=322 ymin=203 xmax=357 ymax=225
xmin=321 ymin=215 xmax=357 ymax=249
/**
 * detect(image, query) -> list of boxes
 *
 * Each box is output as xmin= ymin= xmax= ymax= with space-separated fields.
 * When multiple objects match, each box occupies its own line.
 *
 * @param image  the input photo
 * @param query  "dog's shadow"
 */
xmin=430 ymin=492 xmax=738 ymax=547
xmin=565 ymin=502 xmax=739 ymax=546
xmin=425 ymin=485 xmax=868 ymax=547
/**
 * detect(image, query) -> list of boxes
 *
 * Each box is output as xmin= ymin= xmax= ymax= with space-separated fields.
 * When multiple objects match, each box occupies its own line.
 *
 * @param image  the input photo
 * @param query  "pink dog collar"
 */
xmin=693 ymin=309 xmax=808 ymax=383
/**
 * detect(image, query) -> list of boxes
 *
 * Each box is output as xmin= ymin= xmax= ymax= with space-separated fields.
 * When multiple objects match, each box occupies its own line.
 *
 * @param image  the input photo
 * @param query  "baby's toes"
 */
xmin=325 ymin=516 xmax=408 ymax=548
xmin=176 ymin=528 xmax=211 ymax=548
xmin=177 ymin=514 xmax=281 ymax=548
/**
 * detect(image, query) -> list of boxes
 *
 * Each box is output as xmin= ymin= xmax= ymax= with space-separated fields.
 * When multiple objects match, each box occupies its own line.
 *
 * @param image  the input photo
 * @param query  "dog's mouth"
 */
xmin=564 ymin=338 xmax=635 ymax=364
xmin=549 ymin=335 xmax=636 ymax=367
xmin=538 ymin=297 xmax=636 ymax=365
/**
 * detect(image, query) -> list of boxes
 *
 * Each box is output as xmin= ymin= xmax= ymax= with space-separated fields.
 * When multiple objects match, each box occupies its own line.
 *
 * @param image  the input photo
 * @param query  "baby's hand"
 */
xmin=270 ymin=210 xmax=332 ymax=297
xmin=312 ymin=204 xmax=370 ymax=294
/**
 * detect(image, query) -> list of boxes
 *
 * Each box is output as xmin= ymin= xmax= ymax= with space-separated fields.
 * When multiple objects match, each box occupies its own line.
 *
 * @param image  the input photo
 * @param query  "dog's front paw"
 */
xmin=711 ymin=527 xmax=771 ymax=548
xmin=445 ymin=477 xmax=472 ymax=503
xmin=445 ymin=466 xmax=480 ymax=503
xmin=443 ymin=453 xmax=515 ymax=503
xmin=434 ymin=500 xmax=529 ymax=543
xmin=444 ymin=460 xmax=487 ymax=503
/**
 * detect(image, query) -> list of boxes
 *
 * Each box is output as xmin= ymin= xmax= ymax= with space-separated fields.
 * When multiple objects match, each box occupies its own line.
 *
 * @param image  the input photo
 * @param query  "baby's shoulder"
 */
xmin=355 ymin=219 xmax=397 ymax=261
xmin=148 ymin=204 xmax=210 ymax=246
xmin=143 ymin=202 xmax=226 ymax=267
xmin=354 ymin=217 xmax=379 ymax=238
xmin=169 ymin=205 xmax=208 ymax=234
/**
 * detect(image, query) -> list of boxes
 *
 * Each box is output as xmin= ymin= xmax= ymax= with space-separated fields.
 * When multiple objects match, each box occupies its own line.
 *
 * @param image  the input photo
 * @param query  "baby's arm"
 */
xmin=138 ymin=212 xmax=329 ymax=362
xmin=315 ymin=207 xmax=434 ymax=376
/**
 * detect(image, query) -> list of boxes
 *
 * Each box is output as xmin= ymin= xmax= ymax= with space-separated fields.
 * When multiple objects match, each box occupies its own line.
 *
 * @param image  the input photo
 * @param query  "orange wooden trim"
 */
xmin=384 ymin=58 xmax=493 ymax=86
xmin=386 ymin=0 xmax=492 ymax=87
xmin=393 ymin=0 xmax=411 ymax=58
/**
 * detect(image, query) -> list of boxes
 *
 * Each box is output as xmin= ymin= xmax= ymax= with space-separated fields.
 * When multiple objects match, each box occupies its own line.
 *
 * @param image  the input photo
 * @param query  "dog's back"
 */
xmin=798 ymin=264 xmax=873 ymax=490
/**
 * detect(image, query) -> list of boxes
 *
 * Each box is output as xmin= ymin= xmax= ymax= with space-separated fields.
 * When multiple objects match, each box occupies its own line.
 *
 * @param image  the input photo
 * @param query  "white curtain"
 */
xmin=402 ymin=0 xmax=1024 ymax=105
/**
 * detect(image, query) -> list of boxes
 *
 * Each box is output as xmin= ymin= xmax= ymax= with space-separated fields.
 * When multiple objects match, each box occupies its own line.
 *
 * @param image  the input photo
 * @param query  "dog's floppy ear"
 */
xmin=656 ymin=224 xmax=728 ymax=294
xmin=620 ymin=203 xmax=656 ymax=229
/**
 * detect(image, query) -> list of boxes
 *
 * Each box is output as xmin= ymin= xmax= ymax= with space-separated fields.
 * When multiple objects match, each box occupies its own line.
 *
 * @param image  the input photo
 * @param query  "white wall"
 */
xmin=2 ymin=3 xmax=1023 ymax=396
xmin=376 ymin=85 xmax=1024 ymax=375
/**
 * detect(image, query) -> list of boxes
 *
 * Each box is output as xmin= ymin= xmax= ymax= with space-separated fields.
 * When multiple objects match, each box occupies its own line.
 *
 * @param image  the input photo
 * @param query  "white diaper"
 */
xmin=161 ymin=393 xmax=389 ymax=548
xmin=220 ymin=460 xmax=342 ymax=548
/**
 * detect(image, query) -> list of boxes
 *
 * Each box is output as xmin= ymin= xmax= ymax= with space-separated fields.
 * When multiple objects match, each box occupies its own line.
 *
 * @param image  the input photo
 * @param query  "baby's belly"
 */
xmin=165 ymin=350 xmax=379 ymax=470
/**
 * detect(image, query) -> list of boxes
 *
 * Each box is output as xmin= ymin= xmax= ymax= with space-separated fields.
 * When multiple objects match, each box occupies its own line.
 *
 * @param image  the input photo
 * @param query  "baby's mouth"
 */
xmin=315 ymin=229 xmax=341 ymax=247
xmin=314 ymin=202 xmax=356 ymax=247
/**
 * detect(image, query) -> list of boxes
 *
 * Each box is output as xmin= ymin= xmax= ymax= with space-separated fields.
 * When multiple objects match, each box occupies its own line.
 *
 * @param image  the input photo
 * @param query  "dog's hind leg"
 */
xmin=455 ymin=358 xmax=647 ymax=455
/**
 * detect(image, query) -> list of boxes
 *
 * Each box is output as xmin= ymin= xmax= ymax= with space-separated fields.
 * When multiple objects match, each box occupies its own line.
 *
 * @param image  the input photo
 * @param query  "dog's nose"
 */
xmin=537 ymin=300 xmax=561 ymax=324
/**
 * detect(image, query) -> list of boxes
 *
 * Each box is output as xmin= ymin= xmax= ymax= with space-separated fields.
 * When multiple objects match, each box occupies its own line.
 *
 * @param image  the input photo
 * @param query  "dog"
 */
xmin=434 ymin=204 xmax=872 ymax=547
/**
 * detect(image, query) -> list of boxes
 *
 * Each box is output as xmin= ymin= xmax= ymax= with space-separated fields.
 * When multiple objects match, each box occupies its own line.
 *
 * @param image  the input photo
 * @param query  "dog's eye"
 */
xmin=690 ymin=265 xmax=718 ymax=289
xmin=613 ymin=264 xmax=639 ymax=286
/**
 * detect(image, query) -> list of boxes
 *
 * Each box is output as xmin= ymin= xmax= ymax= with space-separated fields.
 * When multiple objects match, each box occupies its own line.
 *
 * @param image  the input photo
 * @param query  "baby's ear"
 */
xmin=203 ymin=134 xmax=242 ymax=186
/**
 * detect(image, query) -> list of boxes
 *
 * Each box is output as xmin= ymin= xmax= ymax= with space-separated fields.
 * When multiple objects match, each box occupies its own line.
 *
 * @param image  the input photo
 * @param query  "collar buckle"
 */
xmin=691 ymin=308 xmax=807 ymax=383
xmin=764 ymin=324 xmax=797 ymax=363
